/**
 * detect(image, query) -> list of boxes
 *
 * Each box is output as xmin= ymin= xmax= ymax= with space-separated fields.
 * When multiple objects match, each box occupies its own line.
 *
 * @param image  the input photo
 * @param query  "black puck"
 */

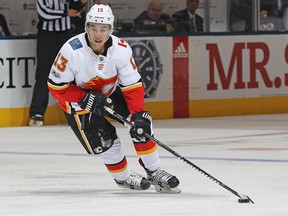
xmin=238 ymin=199 xmax=249 ymax=203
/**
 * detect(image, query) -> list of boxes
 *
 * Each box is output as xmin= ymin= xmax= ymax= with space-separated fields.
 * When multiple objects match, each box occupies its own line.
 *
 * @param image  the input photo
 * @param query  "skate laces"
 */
xmin=116 ymin=171 xmax=150 ymax=190
xmin=148 ymin=169 xmax=173 ymax=187
xmin=125 ymin=172 xmax=143 ymax=189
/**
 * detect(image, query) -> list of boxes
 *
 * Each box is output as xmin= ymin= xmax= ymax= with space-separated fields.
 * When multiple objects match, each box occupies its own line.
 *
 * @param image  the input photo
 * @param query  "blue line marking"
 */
xmin=0 ymin=151 xmax=287 ymax=163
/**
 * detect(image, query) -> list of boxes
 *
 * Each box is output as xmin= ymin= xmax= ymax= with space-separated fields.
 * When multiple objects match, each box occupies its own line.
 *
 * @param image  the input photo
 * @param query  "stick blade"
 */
xmin=238 ymin=194 xmax=254 ymax=204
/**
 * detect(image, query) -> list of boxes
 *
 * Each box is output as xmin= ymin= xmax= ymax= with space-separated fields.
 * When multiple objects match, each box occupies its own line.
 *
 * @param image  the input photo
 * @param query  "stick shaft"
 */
xmin=105 ymin=107 xmax=243 ymax=199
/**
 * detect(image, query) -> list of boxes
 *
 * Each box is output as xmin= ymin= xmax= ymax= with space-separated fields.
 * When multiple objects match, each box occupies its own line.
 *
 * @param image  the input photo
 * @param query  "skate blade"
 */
xmin=29 ymin=120 xmax=43 ymax=127
xmin=154 ymin=185 xmax=181 ymax=194
xmin=116 ymin=183 xmax=154 ymax=191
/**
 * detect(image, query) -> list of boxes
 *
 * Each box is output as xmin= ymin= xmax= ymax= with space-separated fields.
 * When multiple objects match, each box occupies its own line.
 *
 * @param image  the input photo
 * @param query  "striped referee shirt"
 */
xmin=36 ymin=0 xmax=71 ymax=31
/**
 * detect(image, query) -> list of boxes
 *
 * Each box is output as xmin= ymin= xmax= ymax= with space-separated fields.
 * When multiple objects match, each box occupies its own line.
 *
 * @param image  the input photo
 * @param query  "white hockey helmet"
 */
xmin=85 ymin=4 xmax=114 ymax=34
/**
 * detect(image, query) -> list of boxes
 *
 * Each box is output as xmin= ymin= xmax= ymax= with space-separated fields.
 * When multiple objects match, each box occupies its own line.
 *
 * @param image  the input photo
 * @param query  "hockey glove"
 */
xmin=78 ymin=91 xmax=112 ymax=116
xmin=130 ymin=111 xmax=152 ymax=140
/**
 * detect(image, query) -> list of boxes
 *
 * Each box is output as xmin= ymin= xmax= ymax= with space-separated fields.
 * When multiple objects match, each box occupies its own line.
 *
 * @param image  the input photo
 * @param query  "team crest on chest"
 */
xmin=82 ymin=75 xmax=117 ymax=96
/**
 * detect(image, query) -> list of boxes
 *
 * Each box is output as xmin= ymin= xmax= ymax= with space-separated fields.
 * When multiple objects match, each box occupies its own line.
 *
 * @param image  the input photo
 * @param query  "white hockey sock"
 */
xmin=101 ymin=138 xmax=130 ymax=181
xmin=140 ymin=151 xmax=161 ymax=172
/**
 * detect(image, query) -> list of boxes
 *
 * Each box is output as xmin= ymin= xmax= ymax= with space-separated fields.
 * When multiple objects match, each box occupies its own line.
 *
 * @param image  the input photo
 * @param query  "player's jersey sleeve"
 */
xmin=47 ymin=39 xmax=86 ymax=114
xmin=113 ymin=38 xmax=144 ymax=114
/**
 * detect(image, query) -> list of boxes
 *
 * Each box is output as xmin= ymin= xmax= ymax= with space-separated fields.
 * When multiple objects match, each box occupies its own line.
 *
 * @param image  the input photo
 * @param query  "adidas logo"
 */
xmin=173 ymin=42 xmax=189 ymax=58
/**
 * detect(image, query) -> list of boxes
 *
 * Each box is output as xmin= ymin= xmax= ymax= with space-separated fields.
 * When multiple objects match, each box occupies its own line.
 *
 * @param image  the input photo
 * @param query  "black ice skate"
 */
xmin=29 ymin=114 xmax=44 ymax=126
xmin=147 ymin=169 xmax=181 ymax=194
xmin=115 ymin=171 xmax=151 ymax=190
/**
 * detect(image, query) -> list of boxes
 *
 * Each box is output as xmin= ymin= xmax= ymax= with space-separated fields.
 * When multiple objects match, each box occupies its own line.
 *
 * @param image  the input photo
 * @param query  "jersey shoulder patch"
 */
xmin=69 ymin=38 xmax=83 ymax=50
xmin=117 ymin=38 xmax=128 ymax=48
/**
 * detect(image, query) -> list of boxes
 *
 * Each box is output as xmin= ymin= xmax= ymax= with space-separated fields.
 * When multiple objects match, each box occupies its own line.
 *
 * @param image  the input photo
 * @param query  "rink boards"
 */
xmin=0 ymin=34 xmax=288 ymax=126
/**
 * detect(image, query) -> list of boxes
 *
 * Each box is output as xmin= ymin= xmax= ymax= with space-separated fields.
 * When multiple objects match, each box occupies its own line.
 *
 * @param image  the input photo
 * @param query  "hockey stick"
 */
xmin=104 ymin=106 xmax=254 ymax=203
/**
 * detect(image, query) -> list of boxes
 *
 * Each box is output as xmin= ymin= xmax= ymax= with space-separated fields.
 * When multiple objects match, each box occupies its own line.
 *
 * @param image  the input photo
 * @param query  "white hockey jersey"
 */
xmin=48 ymin=33 xmax=144 ymax=114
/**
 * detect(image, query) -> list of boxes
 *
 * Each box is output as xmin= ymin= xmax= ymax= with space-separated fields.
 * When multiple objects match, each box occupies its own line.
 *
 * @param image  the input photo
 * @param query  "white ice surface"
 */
xmin=0 ymin=114 xmax=287 ymax=216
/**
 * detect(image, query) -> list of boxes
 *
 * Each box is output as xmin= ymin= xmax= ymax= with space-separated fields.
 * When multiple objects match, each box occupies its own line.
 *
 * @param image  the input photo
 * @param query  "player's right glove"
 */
xmin=129 ymin=111 xmax=152 ymax=140
xmin=78 ymin=90 xmax=112 ymax=116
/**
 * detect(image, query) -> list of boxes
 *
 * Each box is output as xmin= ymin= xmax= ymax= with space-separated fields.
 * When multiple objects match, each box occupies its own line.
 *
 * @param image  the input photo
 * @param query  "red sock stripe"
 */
xmin=105 ymin=157 xmax=128 ymax=173
xmin=134 ymin=140 xmax=157 ymax=155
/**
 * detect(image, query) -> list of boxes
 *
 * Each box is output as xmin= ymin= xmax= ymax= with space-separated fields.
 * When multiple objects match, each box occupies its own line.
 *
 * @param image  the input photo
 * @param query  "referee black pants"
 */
xmin=29 ymin=29 xmax=71 ymax=117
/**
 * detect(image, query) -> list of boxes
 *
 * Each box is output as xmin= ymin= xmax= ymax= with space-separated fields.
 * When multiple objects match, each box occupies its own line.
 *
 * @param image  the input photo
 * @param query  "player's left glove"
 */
xmin=129 ymin=111 xmax=152 ymax=140
xmin=78 ymin=90 xmax=112 ymax=116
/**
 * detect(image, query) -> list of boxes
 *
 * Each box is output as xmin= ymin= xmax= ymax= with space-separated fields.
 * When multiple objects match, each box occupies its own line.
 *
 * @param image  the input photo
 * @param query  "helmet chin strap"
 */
xmin=85 ymin=26 xmax=92 ymax=42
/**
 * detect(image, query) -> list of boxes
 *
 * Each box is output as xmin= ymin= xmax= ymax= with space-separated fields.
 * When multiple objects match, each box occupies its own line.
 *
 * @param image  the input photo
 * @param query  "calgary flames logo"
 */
xmin=83 ymin=75 xmax=117 ymax=96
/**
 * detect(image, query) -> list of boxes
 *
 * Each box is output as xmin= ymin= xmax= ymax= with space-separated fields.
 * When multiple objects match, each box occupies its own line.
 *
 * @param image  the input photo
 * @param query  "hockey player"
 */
xmin=47 ymin=4 xmax=180 ymax=193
